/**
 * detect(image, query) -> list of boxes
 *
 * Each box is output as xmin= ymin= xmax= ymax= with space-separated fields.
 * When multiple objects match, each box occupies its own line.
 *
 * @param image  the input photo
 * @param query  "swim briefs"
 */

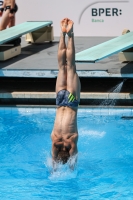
xmin=5 ymin=4 xmax=18 ymax=13
xmin=56 ymin=89 xmax=79 ymax=108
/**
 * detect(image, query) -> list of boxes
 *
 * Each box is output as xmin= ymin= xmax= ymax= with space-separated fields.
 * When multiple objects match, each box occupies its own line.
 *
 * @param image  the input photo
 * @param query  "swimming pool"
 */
xmin=0 ymin=107 xmax=133 ymax=200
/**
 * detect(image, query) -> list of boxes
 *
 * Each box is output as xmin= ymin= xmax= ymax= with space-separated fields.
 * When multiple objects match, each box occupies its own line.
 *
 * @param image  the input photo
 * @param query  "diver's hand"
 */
xmin=68 ymin=154 xmax=78 ymax=170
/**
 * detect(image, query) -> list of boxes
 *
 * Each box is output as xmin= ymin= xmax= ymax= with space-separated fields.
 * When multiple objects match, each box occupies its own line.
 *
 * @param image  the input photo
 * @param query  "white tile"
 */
xmin=25 ymin=108 xmax=33 ymax=113
xmin=47 ymin=108 xmax=56 ymax=114
xmin=24 ymin=93 xmax=31 ymax=98
xmin=100 ymin=108 xmax=109 ymax=116
xmin=17 ymin=107 xmax=26 ymax=114
xmin=122 ymin=108 xmax=132 ymax=116
xmin=40 ymin=108 xmax=47 ymax=113
xmin=33 ymin=108 xmax=41 ymax=113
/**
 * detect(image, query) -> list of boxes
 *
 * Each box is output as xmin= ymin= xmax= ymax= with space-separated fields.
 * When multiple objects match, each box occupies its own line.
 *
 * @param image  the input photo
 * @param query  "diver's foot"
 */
xmin=60 ymin=18 xmax=68 ymax=35
xmin=66 ymin=19 xmax=74 ymax=37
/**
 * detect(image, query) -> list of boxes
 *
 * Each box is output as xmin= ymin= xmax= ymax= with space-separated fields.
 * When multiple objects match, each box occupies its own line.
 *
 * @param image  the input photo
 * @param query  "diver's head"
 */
xmin=57 ymin=149 xmax=70 ymax=164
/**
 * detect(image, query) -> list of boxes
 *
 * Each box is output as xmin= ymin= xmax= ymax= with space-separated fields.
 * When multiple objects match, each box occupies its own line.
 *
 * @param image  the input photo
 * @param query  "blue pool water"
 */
xmin=0 ymin=107 xmax=133 ymax=200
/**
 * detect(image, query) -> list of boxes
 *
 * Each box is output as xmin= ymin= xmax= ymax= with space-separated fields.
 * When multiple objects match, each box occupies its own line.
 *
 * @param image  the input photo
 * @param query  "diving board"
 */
xmin=0 ymin=21 xmax=53 ymax=45
xmin=0 ymin=21 xmax=53 ymax=61
xmin=75 ymin=31 xmax=133 ymax=63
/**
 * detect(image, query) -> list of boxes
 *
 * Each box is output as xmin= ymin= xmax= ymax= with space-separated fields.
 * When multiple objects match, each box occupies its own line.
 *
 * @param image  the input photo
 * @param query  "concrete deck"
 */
xmin=0 ymin=36 xmax=133 ymax=78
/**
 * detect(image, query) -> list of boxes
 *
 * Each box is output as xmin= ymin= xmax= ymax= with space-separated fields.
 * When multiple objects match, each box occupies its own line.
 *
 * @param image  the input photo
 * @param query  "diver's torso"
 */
xmin=53 ymin=106 xmax=78 ymax=138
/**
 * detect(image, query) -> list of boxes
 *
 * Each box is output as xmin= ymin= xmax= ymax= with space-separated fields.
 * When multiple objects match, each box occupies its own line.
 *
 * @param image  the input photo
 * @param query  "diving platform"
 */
xmin=0 ymin=21 xmax=54 ymax=61
xmin=75 ymin=31 xmax=133 ymax=63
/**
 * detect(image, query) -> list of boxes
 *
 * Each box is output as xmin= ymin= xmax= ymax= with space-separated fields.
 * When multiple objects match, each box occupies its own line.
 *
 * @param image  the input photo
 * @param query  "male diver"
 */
xmin=51 ymin=18 xmax=81 ymax=169
xmin=0 ymin=0 xmax=18 ymax=31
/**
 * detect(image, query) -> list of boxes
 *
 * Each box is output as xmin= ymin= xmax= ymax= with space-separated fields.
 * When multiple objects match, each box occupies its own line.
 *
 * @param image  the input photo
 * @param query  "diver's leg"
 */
xmin=0 ymin=10 xmax=10 ymax=30
xmin=56 ymin=18 xmax=68 ymax=93
xmin=8 ymin=15 xmax=15 ymax=27
xmin=66 ymin=19 xmax=81 ymax=101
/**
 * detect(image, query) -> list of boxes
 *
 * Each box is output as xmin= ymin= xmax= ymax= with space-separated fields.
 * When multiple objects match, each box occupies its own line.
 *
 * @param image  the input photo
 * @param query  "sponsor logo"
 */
xmin=79 ymin=0 xmax=129 ymax=24
xmin=92 ymin=8 xmax=122 ymax=16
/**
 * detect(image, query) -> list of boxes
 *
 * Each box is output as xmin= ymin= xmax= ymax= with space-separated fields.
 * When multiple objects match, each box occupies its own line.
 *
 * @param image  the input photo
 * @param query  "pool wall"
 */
xmin=0 ymin=106 xmax=133 ymax=117
xmin=0 ymin=78 xmax=133 ymax=106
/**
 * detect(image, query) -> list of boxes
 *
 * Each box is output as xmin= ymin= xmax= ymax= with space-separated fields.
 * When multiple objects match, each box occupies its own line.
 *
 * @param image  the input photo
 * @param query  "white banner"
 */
xmin=0 ymin=0 xmax=132 ymax=36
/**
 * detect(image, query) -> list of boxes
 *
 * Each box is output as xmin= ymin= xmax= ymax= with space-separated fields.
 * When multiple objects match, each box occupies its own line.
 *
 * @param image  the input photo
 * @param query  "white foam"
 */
xmin=49 ymin=165 xmax=77 ymax=181
xmin=45 ymin=156 xmax=78 ymax=181
xmin=79 ymin=129 xmax=106 ymax=138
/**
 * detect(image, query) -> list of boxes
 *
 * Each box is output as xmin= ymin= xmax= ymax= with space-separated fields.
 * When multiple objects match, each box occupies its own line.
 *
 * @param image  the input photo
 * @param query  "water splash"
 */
xmin=45 ymin=156 xmax=78 ymax=181
xmin=92 ymin=79 xmax=127 ymax=106
xmin=100 ymin=80 xmax=124 ymax=107
xmin=49 ymin=165 xmax=77 ymax=181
